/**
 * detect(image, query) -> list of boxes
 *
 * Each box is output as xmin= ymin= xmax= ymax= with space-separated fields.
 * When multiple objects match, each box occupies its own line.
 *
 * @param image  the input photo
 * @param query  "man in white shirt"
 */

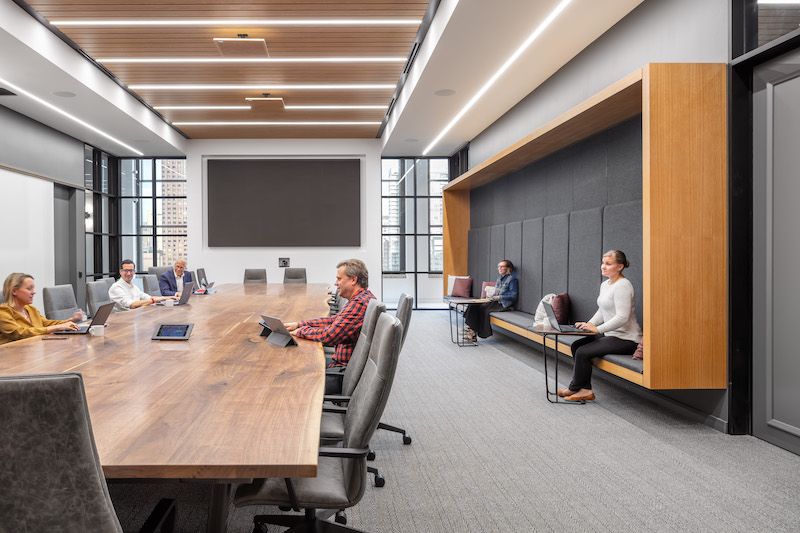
xmin=109 ymin=260 xmax=175 ymax=311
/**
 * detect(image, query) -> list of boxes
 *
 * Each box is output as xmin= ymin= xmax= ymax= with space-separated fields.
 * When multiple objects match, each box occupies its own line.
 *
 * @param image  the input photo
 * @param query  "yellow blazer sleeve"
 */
xmin=0 ymin=305 xmax=65 ymax=344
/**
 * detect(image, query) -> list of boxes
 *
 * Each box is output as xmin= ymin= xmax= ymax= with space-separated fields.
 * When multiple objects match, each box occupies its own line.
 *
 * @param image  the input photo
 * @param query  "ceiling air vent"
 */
xmin=403 ymin=42 xmax=421 ymax=74
xmin=0 ymin=87 xmax=17 ymax=96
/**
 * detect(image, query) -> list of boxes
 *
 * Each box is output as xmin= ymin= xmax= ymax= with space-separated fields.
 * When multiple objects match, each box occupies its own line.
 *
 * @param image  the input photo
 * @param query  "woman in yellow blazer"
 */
xmin=0 ymin=272 xmax=81 ymax=344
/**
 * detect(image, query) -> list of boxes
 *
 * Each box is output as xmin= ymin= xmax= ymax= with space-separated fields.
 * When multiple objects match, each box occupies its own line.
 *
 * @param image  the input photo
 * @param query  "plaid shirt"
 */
xmin=296 ymin=287 xmax=376 ymax=367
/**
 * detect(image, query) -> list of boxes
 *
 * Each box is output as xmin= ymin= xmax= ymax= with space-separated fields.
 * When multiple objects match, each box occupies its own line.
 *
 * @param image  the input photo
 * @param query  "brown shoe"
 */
xmin=557 ymin=388 xmax=576 ymax=398
xmin=565 ymin=390 xmax=595 ymax=402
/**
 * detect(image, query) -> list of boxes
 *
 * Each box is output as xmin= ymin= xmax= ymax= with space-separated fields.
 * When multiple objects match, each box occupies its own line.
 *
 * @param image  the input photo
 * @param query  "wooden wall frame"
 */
xmin=443 ymin=63 xmax=728 ymax=390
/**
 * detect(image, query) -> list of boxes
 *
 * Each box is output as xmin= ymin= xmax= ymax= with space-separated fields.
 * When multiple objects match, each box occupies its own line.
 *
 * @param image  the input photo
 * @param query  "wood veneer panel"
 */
xmin=642 ymin=63 xmax=727 ymax=389
xmin=443 ymin=188 xmax=470 ymax=294
xmin=0 ymin=284 xmax=330 ymax=479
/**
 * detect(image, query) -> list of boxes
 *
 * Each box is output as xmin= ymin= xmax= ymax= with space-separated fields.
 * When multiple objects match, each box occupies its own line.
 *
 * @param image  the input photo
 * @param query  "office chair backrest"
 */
xmin=86 ymin=280 xmax=113 ymax=318
xmin=283 ymin=267 xmax=307 ymax=284
xmin=342 ymin=314 xmax=402 ymax=501
xmin=243 ymin=268 xmax=267 ymax=284
xmin=395 ymin=292 xmax=414 ymax=351
xmin=104 ymin=277 xmax=116 ymax=289
xmin=141 ymin=274 xmax=162 ymax=296
xmin=148 ymin=266 xmax=171 ymax=279
xmin=42 ymin=284 xmax=80 ymax=321
xmin=196 ymin=268 xmax=208 ymax=288
xmin=341 ymin=299 xmax=386 ymax=397
xmin=0 ymin=373 xmax=123 ymax=531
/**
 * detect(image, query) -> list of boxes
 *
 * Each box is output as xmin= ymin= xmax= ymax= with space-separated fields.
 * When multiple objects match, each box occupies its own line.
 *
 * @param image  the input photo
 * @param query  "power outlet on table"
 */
xmin=279 ymin=258 xmax=290 ymax=267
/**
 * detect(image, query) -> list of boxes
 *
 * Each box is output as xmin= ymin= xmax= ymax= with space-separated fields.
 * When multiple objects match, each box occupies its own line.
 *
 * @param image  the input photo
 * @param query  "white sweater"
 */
xmin=588 ymin=278 xmax=643 ymax=343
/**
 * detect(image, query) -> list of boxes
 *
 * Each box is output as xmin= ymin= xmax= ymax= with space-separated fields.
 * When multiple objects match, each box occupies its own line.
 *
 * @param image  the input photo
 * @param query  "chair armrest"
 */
xmin=323 ymin=394 xmax=351 ymax=403
xmin=325 ymin=368 xmax=346 ymax=376
xmin=319 ymin=446 xmax=370 ymax=459
xmin=322 ymin=405 xmax=347 ymax=414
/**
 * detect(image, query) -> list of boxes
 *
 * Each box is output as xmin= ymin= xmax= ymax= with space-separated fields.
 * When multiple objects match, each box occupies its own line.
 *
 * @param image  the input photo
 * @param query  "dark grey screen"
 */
xmin=207 ymin=159 xmax=360 ymax=247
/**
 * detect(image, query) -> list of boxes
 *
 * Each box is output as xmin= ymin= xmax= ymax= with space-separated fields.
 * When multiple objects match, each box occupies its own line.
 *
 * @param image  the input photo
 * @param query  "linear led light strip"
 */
xmin=130 ymin=84 xmax=395 ymax=90
xmin=0 ymin=76 xmax=143 ymax=156
xmin=423 ymin=0 xmax=573 ymax=156
xmin=171 ymin=121 xmax=381 ymax=126
xmin=154 ymin=105 xmax=386 ymax=110
xmin=97 ymin=57 xmax=407 ymax=63
xmin=52 ymin=19 xmax=421 ymax=26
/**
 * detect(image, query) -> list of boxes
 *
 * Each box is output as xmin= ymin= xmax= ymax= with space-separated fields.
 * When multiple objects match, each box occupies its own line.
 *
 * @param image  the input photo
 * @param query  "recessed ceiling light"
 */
xmin=130 ymin=84 xmax=395 ymax=90
xmin=172 ymin=121 xmax=381 ymax=126
xmin=154 ymin=105 xmax=251 ymax=110
xmin=52 ymin=19 xmax=422 ymax=27
xmin=283 ymin=105 xmax=386 ymax=110
xmin=423 ymin=0 xmax=573 ymax=155
xmin=434 ymin=89 xmax=455 ymax=97
xmin=96 ymin=57 xmax=406 ymax=63
xmin=53 ymin=90 xmax=76 ymax=98
xmin=0 ymin=76 xmax=143 ymax=155
xmin=404 ymin=138 xmax=419 ymax=142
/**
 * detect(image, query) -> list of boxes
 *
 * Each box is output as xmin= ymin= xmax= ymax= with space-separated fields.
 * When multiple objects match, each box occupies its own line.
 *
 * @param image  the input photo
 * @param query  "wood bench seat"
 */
xmin=489 ymin=311 xmax=644 ymax=385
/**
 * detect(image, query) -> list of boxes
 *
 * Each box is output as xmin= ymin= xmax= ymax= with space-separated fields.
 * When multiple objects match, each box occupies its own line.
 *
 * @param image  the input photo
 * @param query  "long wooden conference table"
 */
xmin=0 ymin=283 xmax=330 ymax=532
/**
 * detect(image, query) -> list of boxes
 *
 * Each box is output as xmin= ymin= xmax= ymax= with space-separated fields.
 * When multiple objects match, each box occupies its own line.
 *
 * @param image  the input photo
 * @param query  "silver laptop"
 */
xmin=56 ymin=302 xmax=115 ymax=335
xmin=542 ymin=301 xmax=585 ymax=333
xmin=157 ymin=281 xmax=194 ymax=305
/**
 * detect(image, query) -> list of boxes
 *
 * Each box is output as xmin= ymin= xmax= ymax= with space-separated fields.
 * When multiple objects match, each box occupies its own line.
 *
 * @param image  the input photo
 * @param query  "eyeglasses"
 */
xmin=121 ymin=269 xmax=135 ymax=273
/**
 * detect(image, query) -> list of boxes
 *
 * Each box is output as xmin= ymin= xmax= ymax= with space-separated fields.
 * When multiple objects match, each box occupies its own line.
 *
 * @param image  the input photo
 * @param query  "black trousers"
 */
xmin=568 ymin=334 xmax=638 ymax=391
xmin=464 ymin=301 xmax=506 ymax=338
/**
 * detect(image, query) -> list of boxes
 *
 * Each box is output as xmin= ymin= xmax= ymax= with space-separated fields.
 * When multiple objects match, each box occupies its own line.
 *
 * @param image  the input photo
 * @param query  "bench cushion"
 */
xmin=601 ymin=353 xmax=644 ymax=374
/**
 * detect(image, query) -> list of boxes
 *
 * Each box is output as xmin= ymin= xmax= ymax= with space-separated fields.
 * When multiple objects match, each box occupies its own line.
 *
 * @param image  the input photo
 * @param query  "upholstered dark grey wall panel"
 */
xmin=603 ymin=200 xmax=643 ymax=325
xmin=504 ymin=222 xmax=522 ymax=270
xmin=505 ymin=169 xmax=527 ymax=222
xmin=524 ymin=166 xmax=548 ymax=220
xmin=545 ymin=155 xmax=574 ymax=215
xmin=573 ymin=134 xmax=608 ymax=210
xmin=607 ymin=117 xmax=643 ymax=205
xmin=490 ymin=225 xmax=505 ymax=277
xmin=568 ymin=208 xmax=604 ymax=322
xmin=542 ymin=213 xmax=570 ymax=296
xmin=468 ymin=229 xmax=478 ymax=295
xmin=520 ymin=218 xmax=543 ymax=314
xmin=470 ymin=183 xmax=492 ymax=228
xmin=476 ymin=226 xmax=492 ymax=289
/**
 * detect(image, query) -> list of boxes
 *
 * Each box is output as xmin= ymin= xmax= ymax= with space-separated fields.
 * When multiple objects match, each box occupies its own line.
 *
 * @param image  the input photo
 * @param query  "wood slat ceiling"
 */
xmin=24 ymin=0 xmax=429 ymax=139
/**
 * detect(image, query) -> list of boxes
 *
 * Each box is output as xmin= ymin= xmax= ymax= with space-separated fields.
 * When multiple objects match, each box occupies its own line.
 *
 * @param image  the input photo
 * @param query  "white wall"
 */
xmin=184 ymin=138 xmax=383 ymax=299
xmin=0 ymin=168 xmax=55 ymax=310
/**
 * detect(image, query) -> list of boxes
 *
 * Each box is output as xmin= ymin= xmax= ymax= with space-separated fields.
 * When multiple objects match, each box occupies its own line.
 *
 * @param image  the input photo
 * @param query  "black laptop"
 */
xmin=56 ymin=302 xmax=115 ymax=335
xmin=542 ymin=301 xmax=587 ymax=333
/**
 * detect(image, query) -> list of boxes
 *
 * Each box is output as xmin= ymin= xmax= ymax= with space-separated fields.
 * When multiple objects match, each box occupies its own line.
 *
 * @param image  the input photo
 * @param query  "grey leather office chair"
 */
xmin=324 ymin=299 xmax=386 ymax=396
xmin=42 ymin=284 xmax=80 ymax=321
xmin=234 ymin=314 xmax=403 ymax=532
xmin=283 ymin=267 xmax=307 ymax=284
xmin=142 ymin=274 xmax=162 ymax=296
xmin=243 ymin=268 xmax=267 ymax=284
xmin=195 ymin=268 xmax=208 ymax=288
xmin=0 ymin=373 xmax=175 ymax=532
xmin=147 ymin=266 xmax=171 ymax=280
xmin=86 ymin=280 xmax=113 ymax=317
xmin=104 ymin=277 xmax=116 ymax=289
xmin=375 ymin=293 xmax=414 ymax=444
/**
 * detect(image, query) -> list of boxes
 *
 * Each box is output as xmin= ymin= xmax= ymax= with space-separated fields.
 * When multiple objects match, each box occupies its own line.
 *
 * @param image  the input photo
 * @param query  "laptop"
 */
xmin=157 ymin=281 xmax=194 ymax=306
xmin=258 ymin=314 xmax=298 ymax=347
xmin=56 ymin=302 xmax=115 ymax=335
xmin=542 ymin=301 xmax=587 ymax=333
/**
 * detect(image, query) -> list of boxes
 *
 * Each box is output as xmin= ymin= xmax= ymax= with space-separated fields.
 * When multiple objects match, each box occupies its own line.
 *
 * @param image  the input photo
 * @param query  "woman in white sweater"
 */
xmin=557 ymin=250 xmax=642 ymax=402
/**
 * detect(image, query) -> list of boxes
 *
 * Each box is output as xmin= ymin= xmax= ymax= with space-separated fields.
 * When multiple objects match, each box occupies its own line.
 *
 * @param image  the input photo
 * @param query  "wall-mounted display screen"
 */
xmin=206 ymin=158 xmax=361 ymax=247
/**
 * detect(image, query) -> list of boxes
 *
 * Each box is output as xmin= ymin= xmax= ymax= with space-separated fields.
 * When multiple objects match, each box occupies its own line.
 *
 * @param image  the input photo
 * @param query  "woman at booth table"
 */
xmin=558 ymin=250 xmax=642 ymax=402
xmin=463 ymin=259 xmax=518 ymax=339
xmin=0 ymin=273 xmax=82 ymax=345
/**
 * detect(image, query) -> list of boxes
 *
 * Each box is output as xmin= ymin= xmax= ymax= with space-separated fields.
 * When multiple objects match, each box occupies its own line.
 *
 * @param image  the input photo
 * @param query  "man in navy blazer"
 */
xmin=159 ymin=259 xmax=193 ymax=297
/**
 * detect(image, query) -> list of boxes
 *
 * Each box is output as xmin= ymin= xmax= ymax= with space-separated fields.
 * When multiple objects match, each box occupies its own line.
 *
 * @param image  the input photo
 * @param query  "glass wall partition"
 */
xmin=381 ymin=158 xmax=448 ymax=309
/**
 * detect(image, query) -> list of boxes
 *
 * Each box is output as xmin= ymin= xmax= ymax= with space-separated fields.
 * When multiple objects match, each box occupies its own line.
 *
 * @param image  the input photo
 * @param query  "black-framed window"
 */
xmin=381 ymin=157 xmax=448 ymax=308
xmin=84 ymin=145 xmax=118 ymax=281
xmin=119 ymin=159 xmax=187 ymax=272
xmin=735 ymin=0 xmax=800 ymax=56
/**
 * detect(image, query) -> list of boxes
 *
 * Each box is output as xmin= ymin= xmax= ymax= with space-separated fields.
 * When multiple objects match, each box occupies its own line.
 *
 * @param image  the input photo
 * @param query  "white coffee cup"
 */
xmin=89 ymin=325 xmax=105 ymax=337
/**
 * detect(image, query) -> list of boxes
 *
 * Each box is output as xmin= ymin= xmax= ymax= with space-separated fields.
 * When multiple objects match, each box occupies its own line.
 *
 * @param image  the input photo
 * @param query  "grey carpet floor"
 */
xmin=110 ymin=310 xmax=800 ymax=532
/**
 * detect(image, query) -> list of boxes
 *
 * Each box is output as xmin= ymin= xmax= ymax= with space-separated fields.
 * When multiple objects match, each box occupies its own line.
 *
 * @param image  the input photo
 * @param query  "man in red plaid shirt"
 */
xmin=285 ymin=259 xmax=376 ymax=369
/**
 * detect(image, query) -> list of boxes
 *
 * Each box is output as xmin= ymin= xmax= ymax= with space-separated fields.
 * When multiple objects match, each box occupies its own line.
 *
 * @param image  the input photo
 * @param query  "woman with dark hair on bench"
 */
xmin=464 ymin=259 xmax=518 ymax=339
xmin=558 ymin=250 xmax=642 ymax=402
